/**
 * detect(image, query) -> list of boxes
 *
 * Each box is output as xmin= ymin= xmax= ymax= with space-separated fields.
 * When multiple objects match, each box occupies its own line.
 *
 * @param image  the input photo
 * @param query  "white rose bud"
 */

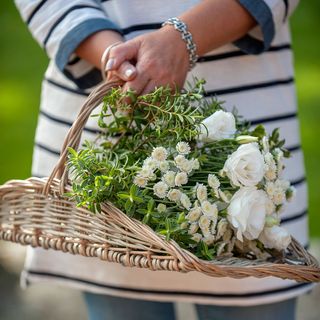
xmin=227 ymin=187 xmax=268 ymax=242
xmin=222 ymin=143 xmax=265 ymax=187
xmin=199 ymin=110 xmax=236 ymax=142
xmin=236 ymin=135 xmax=259 ymax=144
xmin=258 ymin=225 xmax=291 ymax=251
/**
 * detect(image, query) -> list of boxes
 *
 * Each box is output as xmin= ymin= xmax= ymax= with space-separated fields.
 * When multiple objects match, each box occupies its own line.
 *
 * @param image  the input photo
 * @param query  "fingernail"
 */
xmin=106 ymin=58 xmax=114 ymax=71
xmin=125 ymin=68 xmax=134 ymax=78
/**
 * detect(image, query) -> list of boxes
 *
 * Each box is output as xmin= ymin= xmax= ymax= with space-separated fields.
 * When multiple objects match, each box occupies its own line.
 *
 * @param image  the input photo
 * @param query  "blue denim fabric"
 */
xmin=83 ymin=292 xmax=296 ymax=320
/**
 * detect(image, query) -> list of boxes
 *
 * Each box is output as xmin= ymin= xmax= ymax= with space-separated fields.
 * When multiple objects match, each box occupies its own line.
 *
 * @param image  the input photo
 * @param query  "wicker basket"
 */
xmin=1 ymin=81 xmax=319 ymax=283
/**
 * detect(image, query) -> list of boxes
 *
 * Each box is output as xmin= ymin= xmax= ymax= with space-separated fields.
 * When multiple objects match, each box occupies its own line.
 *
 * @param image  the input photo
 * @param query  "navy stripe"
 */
xmin=283 ymin=0 xmax=289 ymax=21
xmin=205 ymin=77 xmax=294 ymax=97
xmin=198 ymin=44 xmax=291 ymax=63
xmin=39 ymin=109 xmax=102 ymax=135
xmin=250 ymin=111 xmax=297 ymax=125
xmin=43 ymin=5 xmax=102 ymax=49
xmin=45 ymin=78 xmax=88 ymax=96
xmin=25 ymin=269 xmax=312 ymax=298
xmin=67 ymin=56 xmax=81 ymax=66
xmin=291 ymin=176 xmax=306 ymax=186
xmin=122 ymin=23 xmax=162 ymax=35
xmin=26 ymin=0 xmax=47 ymax=24
xmin=35 ymin=142 xmax=60 ymax=156
xmin=287 ymin=144 xmax=301 ymax=152
xmin=45 ymin=76 xmax=295 ymax=101
xmin=282 ymin=210 xmax=307 ymax=224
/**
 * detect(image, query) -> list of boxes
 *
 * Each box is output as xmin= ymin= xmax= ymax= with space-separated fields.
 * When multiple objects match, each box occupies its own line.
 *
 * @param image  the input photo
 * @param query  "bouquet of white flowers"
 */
xmin=67 ymin=80 xmax=295 ymax=261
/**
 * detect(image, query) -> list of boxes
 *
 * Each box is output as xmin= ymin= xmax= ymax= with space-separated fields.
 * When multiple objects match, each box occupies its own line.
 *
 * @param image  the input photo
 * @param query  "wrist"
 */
xmin=158 ymin=25 xmax=190 ymax=69
xmin=75 ymin=30 xmax=124 ymax=69
xmin=161 ymin=17 xmax=198 ymax=70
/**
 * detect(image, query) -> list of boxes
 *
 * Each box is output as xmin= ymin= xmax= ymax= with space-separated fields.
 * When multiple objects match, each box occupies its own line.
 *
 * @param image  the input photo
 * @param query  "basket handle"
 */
xmin=43 ymin=79 xmax=123 ymax=195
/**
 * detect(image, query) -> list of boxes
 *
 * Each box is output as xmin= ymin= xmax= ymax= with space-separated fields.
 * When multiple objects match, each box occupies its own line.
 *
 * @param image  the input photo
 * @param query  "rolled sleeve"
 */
xmin=235 ymin=0 xmax=299 ymax=54
xmin=15 ymin=0 xmax=122 ymax=88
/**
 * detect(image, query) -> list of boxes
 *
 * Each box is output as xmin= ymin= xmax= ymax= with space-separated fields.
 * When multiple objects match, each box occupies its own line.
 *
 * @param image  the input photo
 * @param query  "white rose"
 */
xmin=199 ymin=110 xmax=236 ymax=142
xmin=227 ymin=187 xmax=268 ymax=241
xmin=258 ymin=225 xmax=291 ymax=251
xmin=222 ymin=143 xmax=265 ymax=187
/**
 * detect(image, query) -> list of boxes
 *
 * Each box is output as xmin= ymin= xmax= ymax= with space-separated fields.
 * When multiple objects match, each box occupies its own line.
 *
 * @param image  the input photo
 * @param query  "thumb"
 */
xmin=106 ymin=40 xmax=139 ymax=71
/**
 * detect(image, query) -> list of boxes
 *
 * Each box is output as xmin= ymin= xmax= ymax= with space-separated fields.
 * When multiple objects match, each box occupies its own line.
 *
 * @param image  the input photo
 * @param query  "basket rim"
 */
xmin=1 ymin=176 xmax=320 ymax=283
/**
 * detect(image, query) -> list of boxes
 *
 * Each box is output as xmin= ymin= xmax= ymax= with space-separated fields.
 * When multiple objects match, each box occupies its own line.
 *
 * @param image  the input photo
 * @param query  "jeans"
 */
xmin=83 ymin=292 xmax=297 ymax=320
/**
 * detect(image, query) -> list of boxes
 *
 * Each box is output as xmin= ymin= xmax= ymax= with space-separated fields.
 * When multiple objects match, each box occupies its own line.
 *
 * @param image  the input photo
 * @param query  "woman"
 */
xmin=15 ymin=0 xmax=314 ymax=319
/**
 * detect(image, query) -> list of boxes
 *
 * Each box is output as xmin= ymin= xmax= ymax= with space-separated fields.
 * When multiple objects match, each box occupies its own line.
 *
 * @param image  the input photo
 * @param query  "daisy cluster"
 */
xmin=134 ymin=142 xmax=234 ymax=253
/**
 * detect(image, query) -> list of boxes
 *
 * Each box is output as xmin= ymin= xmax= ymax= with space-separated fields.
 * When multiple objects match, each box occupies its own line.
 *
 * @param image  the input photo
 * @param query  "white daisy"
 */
xmin=196 ymin=183 xmax=208 ymax=202
xmin=133 ymin=175 xmax=148 ymax=188
xmin=139 ymin=167 xmax=154 ymax=179
xmin=218 ymin=189 xmax=230 ymax=203
xmin=208 ymin=174 xmax=220 ymax=190
xmin=167 ymin=189 xmax=182 ymax=202
xmin=179 ymin=160 xmax=194 ymax=174
xmin=180 ymin=193 xmax=191 ymax=210
xmin=158 ymin=161 xmax=170 ymax=172
xmin=151 ymin=147 xmax=168 ymax=162
xmin=216 ymin=218 xmax=228 ymax=240
xmin=174 ymin=154 xmax=186 ymax=167
xmin=143 ymin=157 xmax=159 ymax=170
xmin=157 ymin=203 xmax=167 ymax=213
xmin=186 ymin=207 xmax=202 ymax=222
xmin=191 ymin=233 xmax=202 ymax=243
xmin=153 ymin=181 xmax=168 ymax=199
xmin=272 ymin=188 xmax=286 ymax=205
xmin=188 ymin=222 xmax=199 ymax=235
xmin=175 ymin=171 xmax=188 ymax=186
xmin=192 ymin=158 xmax=200 ymax=170
xmin=203 ymin=234 xmax=215 ymax=246
xmin=162 ymin=171 xmax=176 ymax=187
xmin=176 ymin=141 xmax=191 ymax=155
xmin=199 ymin=215 xmax=211 ymax=230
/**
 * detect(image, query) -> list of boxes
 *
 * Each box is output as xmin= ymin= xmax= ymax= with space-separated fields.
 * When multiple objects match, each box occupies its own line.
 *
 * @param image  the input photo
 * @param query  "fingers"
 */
xmin=106 ymin=41 xmax=139 ymax=71
xmin=141 ymin=81 xmax=157 ymax=95
xmin=109 ymin=61 xmax=137 ymax=82
xmin=122 ymin=71 xmax=150 ymax=96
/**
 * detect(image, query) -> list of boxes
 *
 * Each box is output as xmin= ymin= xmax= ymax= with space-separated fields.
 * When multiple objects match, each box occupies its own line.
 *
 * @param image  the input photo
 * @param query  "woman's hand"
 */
xmin=75 ymin=30 xmax=137 ymax=83
xmin=106 ymin=26 xmax=190 ymax=95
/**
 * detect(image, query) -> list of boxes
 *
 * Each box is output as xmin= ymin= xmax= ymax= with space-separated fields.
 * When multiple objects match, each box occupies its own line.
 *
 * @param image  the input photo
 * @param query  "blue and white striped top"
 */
xmin=16 ymin=0 xmax=316 ymax=306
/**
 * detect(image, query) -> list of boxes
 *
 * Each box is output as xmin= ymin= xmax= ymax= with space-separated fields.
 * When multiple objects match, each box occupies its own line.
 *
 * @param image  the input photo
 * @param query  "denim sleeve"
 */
xmin=14 ymin=0 xmax=122 ymax=88
xmin=234 ymin=0 xmax=299 ymax=54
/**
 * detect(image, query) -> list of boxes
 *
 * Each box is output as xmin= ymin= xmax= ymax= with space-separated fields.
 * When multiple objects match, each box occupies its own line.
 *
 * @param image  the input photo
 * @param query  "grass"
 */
xmin=0 ymin=2 xmax=319 ymax=236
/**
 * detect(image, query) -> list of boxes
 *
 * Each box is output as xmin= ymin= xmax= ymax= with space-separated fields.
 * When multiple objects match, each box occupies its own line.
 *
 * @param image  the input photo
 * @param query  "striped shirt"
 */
xmin=15 ymin=0 xmax=316 ymax=306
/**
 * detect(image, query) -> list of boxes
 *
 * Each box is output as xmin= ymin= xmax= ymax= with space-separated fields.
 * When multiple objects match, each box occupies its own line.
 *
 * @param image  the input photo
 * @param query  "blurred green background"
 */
xmin=0 ymin=2 xmax=319 ymax=237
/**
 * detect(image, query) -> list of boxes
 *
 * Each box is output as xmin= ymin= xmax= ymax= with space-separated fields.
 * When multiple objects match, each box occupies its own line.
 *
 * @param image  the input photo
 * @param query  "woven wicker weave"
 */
xmin=0 ymin=81 xmax=319 ymax=283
